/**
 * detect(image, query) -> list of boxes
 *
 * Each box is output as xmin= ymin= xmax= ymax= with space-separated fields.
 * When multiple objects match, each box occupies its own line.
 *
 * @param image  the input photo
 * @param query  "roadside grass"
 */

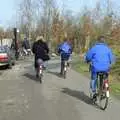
xmin=111 ymin=56 xmax=120 ymax=99
xmin=73 ymin=61 xmax=120 ymax=100
xmin=110 ymin=83 xmax=120 ymax=99
xmin=73 ymin=61 xmax=90 ymax=77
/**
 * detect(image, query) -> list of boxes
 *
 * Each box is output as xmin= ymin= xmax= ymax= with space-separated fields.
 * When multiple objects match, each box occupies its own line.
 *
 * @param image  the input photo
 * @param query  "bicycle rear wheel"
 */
xmin=98 ymin=93 xmax=108 ymax=110
xmin=63 ymin=70 xmax=66 ymax=79
xmin=39 ymin=74 xmax=42 ymax=84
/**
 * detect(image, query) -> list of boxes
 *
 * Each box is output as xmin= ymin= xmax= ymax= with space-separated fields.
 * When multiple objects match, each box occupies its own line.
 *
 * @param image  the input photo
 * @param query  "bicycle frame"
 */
xmin=37 ymin=59 xmax=44 ymax=83
xmin=39 ymin=64 xmax=43 ymax=74
xmin=103 ymin=79 xmax=109 ymax=98
xmin=97 ymin=72 xmax=109 ymax=97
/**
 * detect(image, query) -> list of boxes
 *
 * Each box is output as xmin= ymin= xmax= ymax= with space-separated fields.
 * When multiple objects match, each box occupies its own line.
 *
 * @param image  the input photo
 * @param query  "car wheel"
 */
xmin=8 ymin=63 xmax=12 ymax=69
xmin=12 ymin=61 xmax=15 ymax=66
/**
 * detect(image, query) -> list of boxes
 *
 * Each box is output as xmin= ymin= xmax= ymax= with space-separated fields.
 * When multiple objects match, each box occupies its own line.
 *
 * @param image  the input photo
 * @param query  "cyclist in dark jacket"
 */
xmin=32 ymin=36 xmax=49 ymax=76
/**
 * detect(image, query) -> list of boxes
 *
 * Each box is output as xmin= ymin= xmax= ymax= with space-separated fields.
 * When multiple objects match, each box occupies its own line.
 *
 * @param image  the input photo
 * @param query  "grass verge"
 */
xmin=110 ymin=83 xmax=120 ymax=100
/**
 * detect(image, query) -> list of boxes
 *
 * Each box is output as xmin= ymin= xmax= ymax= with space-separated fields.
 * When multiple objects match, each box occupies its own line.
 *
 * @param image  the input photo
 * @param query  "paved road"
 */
xmin=0 ymin=57 xmax=120 ymax=120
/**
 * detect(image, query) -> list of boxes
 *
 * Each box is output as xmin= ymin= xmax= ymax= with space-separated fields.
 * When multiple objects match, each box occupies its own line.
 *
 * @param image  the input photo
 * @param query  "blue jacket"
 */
xmin=58 ymin=41 xmax=72 ymax=55
xmin=85 ymin=43 xmax=115 ymax=72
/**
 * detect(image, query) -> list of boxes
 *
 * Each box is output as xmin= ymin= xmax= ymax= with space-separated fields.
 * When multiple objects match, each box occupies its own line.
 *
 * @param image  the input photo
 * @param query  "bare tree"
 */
xmin=14 ymin=0 xmax=120 ymax=54
xmin=36 ymin=0 xmax=56 ymax=35
xmin=18 ymin=0 xmax=34 ymax=39
xmin=0 ymin=27 xmax=4 ymax=45
xmin=34 ymin=0 xmax=57 ymax=51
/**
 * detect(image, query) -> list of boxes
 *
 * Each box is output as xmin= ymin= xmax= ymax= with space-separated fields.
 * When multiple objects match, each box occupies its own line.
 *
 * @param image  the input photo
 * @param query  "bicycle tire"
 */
xmin=39 ymin=74 xmax=42 ymax=84
xmin=99 ymin=96 xmax=108 ymax=110
xmin=99 ymin=74 xmax=109 ymax=110
xmin=62 ymin=61 xmax=67 ymax=79
xmin=63 ymin=70 xmax=66 ymax=79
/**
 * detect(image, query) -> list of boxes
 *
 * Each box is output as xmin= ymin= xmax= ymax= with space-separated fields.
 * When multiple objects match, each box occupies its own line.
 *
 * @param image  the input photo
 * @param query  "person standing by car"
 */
xmin=32 ymin=36 xmax=50 ymax=77
xmin=22 ymin=37 xmax=31 ymax=55
xmin=11 ymin=38 xmax=20 ymax=60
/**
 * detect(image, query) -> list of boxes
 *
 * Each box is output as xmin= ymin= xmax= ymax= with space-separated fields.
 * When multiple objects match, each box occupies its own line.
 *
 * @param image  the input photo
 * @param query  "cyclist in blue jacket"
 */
xmin=85 ymin=36 xmax=115 ymax=98
xmin=58 ymin=38 xmax=72 ymax=75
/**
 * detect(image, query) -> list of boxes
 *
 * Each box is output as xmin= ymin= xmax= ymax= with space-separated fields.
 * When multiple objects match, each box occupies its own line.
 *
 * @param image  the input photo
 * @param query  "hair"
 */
xmin=36 ymin=36 xmax=44 ymax=42
xmin=98 ymin=35 xmax=105 ymax=43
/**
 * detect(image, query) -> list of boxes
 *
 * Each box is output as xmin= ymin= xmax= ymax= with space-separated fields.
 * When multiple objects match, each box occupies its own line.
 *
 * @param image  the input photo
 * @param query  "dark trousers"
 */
xmin=60 ymin=53 xmax=70 ymax=73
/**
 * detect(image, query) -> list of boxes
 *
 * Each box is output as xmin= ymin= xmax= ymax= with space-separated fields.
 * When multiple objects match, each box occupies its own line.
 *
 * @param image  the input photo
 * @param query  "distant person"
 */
xmin=22 ymin=37 xmax=31 ymax=55
xmin=57 ymin=38 xmax=72 ymax=75
xmin=11 ymin=38 xmax=20 ymax=60
xmin=11 ymin=39 xmax=15 ymax=49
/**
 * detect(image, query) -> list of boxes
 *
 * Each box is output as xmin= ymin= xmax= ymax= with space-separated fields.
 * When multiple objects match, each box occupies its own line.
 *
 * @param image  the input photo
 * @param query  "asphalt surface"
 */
xmin=0 ymin=57 xmax=120 ymax=120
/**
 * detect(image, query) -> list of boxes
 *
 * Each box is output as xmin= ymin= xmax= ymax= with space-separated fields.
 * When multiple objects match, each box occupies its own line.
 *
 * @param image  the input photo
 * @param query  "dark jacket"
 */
xmin=22 ymin=39 xmax=30 ymax=49
xmin=32 ymin=40 xmax=49 ymax=61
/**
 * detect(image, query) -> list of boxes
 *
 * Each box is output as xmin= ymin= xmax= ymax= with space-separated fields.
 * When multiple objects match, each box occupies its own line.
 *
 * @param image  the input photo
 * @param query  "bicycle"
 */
xmin=19 ymin=48 xmax=26 ymax=59
xmin=92 ymin=72 xmax=109 ymax=110
xmin=36 ymin=59 xmax=44 ymax=83
xmin=26 ymin=49 xmax=33 ymax=56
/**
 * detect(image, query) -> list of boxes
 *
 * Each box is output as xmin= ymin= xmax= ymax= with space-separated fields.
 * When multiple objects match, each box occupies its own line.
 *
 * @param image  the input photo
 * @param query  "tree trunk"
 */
xmin=85 ymin=35 xmax=90 ymax=50
xmin=74 ymin=39 xmax=77 ymax=53
xmin=0 ymin=39 xmax=2 ymax=46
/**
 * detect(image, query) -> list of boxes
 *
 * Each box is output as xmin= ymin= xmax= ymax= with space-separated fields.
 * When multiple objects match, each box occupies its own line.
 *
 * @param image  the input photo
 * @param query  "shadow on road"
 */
xmin=47 ymin=71 xmax=63 ymax=78
xmin=47 ymin=63 xmax=60 ymax=70
xmin=24 ymin=66 xmax=32 ymax=69
xmin=61 ymin=88 xmax=93 ymax=105
xmin=23 ymin=73 xmax=38 ymax=82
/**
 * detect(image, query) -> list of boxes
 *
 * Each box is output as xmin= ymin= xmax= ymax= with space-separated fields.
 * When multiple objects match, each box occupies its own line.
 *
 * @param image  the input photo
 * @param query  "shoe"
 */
xmin=90 ymin=91 xmax=96 ymax=99
xmin=93 ymin=93 xmax=97 ymax=98
xmin=92 ymin=93 xmax=97 ymax=102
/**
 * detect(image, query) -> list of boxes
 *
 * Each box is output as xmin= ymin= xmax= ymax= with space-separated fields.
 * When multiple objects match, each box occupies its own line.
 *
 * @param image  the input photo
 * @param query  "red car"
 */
xmin=0 ymin=46 xmax=15 ymax=68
